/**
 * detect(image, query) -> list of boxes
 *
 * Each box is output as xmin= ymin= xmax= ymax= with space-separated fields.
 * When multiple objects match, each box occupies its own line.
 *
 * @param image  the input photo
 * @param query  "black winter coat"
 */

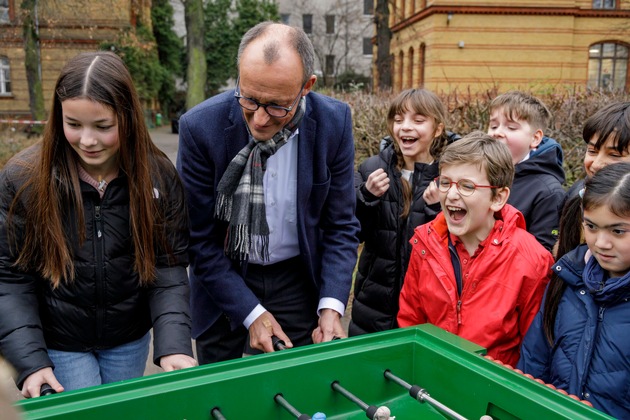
xmin=508 ymin=136 xmax=566 ymax=251
xmin=349 ymin=144 xmax=440 ymax=335
xmin=0 ymin=145 xmax=193 ymax=388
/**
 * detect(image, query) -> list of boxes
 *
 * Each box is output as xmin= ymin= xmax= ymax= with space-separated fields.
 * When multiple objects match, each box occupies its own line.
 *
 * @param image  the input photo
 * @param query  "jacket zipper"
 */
xmin=580 ymin=305 xmax=605 ymax=399
xmin=94 ymin=204 xmax=104 ymax=345
xmin=447 ymin=236 xmax=464 ymax=326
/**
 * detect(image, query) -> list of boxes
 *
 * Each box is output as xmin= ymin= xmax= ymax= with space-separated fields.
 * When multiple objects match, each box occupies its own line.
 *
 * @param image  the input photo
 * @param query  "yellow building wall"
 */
xmin=386 ymin=1 xmax=630 ymax=94
xmin=0 ymin=0 xmax=150 ymax=118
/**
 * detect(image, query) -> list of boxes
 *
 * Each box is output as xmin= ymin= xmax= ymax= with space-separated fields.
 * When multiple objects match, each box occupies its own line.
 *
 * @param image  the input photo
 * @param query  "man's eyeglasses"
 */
xmin=434 ymin=176 xmax=501 ymax=197
xmin=234 ymin=77 xmax=306 ymax=118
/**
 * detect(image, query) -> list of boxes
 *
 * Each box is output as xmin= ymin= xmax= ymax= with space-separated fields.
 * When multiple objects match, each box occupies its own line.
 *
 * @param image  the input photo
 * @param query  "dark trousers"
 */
xmin=195 ymin=257 xmax=319 ymax=364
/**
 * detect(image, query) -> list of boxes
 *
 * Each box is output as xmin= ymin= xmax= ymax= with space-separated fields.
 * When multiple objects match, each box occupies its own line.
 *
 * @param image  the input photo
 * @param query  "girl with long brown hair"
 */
xmin=0 ymin=51 xmax=196 ymax=398
xmin=349 ymin=88 xmax=453 ymax=336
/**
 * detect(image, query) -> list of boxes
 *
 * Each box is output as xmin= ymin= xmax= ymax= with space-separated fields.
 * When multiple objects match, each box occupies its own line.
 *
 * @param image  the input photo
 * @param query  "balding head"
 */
xmin=237 ymin=21 xmax=315 ymax=84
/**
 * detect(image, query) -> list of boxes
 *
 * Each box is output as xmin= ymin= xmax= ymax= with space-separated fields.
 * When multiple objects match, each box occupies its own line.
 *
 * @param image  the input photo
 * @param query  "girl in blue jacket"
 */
xmin=518 ymin=162 xmax=630 ymax=419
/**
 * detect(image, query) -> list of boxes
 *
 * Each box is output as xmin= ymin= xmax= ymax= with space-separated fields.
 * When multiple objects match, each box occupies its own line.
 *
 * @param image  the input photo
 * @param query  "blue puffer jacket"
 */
xmin=518 ymin=245 xmax=630 ymax=419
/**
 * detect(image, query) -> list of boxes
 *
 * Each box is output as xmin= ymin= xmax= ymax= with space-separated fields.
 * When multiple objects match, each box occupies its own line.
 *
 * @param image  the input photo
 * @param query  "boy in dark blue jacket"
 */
xmin=488 ymin=91 xmax=565 ymax=251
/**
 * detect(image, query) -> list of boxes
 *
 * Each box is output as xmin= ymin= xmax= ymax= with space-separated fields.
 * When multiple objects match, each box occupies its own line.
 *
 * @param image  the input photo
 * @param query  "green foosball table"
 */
xmin=15 ymin=325 xmax=613 ymax=419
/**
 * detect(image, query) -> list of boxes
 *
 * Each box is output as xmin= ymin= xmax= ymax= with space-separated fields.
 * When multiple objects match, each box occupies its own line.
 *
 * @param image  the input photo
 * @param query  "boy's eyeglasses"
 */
xmin=434 ymin=176 xmax=501 ymax=196
xmin=234 ymin=77 xmax=306 ymax=118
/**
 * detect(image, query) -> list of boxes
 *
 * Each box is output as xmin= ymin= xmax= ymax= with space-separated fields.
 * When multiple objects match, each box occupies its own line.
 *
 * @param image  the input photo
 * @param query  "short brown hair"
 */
xmin=489 ymin=91 xmax=551 ymax=132
xmin=439 ymin=131 xmax=515 ymax=195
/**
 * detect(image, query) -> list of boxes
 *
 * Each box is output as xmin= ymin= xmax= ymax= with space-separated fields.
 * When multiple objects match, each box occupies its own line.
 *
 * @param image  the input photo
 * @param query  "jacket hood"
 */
xmin=531 ymin=136 xmax=563 ymax=165
xmin=519 ymin=136 xmax=565 ymax=183
xmin=379 ymin=142 xmax=397 ymax=167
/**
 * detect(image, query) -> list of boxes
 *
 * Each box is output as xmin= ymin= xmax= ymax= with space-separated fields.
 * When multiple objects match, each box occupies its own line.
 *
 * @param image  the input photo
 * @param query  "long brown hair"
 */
xmin=9 ymin=51 xmax=168 ymax=287
xmin=386 ymin=88 xmax=448 ymax=218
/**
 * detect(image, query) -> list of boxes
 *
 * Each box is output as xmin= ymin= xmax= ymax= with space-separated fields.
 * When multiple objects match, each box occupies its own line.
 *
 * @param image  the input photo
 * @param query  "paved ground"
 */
xmin=151 ymin=123 xmax=179 ymax=163
xmin=3 ymin=123 xmax=353 ymax=403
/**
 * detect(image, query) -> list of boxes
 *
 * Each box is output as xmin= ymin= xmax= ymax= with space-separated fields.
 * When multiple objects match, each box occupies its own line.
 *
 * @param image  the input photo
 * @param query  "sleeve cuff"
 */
xmin=317 ymin=298 xmax=345 ymax=317
xmin=243 ymin=304 xmax=266 ymax=330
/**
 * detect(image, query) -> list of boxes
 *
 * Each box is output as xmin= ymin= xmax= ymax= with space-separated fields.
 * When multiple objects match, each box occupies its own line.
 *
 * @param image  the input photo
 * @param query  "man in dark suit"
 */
xmin=177 ymin=21 xmax=360 ymax=364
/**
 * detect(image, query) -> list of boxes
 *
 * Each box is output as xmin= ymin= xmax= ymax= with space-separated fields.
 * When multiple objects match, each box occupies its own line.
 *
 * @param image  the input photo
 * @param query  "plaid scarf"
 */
xmin=215 ymin=98 xmax=305 ymax=262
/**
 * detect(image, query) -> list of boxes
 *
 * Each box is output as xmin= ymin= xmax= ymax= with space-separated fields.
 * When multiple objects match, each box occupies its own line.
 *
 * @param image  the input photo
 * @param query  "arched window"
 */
xmin=0 ymin=56 xmax=11 ymax=95
xmin=588 ymin=42 xmax=628 ymax=90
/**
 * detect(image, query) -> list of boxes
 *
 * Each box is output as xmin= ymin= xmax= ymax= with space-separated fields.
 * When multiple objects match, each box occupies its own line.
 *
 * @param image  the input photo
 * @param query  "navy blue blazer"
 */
xmin=177 ymin=90 xmax=360 ymax=338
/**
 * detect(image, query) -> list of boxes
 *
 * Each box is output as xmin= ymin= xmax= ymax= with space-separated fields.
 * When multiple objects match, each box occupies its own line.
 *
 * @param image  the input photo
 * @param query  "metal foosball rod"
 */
xmin=210 ymin=406 xmax=227 ymax=420
xmin=274 ymin=393 xmax=312 ymax=419
xmin=384 ymin=370 xmax=470 ymax=420
xmin=331 ymin=381 xmax=393 ymax=420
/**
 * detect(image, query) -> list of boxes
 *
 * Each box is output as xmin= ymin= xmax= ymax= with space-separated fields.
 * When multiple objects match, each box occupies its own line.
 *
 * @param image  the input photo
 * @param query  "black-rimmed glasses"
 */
xmin=234 ymin=78 xmax=306 ymax=118
xmin=434 ymin=176 xmax=501 ymax=196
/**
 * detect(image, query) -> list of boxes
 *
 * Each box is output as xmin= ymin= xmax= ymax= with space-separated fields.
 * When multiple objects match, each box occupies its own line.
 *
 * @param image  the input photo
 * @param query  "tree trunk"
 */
xmin=375 ymin=0 xmax=392 ymax=91
xmin=184 ymin=0 xmax=207 ymax=109
xmin=21 ymin=0 xmax=46 ymax=127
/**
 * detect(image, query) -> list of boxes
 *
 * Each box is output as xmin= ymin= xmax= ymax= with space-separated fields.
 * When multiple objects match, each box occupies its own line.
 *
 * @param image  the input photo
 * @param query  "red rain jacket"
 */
xmin=398 ymin=204 xmax=553 ymax=366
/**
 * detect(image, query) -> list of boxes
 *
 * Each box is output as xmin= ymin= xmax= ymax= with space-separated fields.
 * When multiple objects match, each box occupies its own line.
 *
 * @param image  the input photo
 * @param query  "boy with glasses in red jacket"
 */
xmin=398 ymin=131 xmax=553 ymax=366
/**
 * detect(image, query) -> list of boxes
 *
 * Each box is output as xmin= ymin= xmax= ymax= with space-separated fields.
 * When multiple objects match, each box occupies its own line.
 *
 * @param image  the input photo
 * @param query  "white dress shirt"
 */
xmin=243 ymin=130 xmax=345 ymax=329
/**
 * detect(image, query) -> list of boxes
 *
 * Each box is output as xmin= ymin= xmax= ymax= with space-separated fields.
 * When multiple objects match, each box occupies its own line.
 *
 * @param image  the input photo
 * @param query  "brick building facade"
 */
xmin=0 ymin=0 xmax=151 ymax=119
xmin=379 ymin=0 xmax=630 ymax=93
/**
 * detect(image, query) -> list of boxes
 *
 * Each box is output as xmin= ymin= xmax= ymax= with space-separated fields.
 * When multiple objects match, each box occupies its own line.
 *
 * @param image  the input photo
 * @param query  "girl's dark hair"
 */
xmin=542 ymin=194 xmax=579 ymax=343
xmin=582 ymin=101 xmax=630 ymax=154
xmin=386 ymin=88 xmax=449 ymax=218
xmin=10 ymin=51 xmax=169 ymax=287
xmin=543 ymin=162 xmax=630 ymax=343
xmin=583 ymin=162 xmax=630 ymax=217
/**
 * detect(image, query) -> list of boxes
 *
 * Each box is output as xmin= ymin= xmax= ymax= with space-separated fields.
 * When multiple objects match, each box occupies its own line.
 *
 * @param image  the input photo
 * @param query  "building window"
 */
xmin=363 ymin=0 xmax=373 ymax=15
xmin=0 ymin=57 xmax=11 ymax=94
xmin=280 ymin=14 xmax=290 ymax=24
xmin=0 ymin=0 xmax=9 ymax=23
xmin=592 ymin=0 xmax=615 ymax=8
xmin=588 ymin=42 xmax=628 ymax=90
xmin=325 ymin=54 xmax=335 ymax=75
xmin=325 ymin=15 xmax=335 ymax=34
xmin=363 ymin=37 xmax=373 ymax=55
xmin=303 ymin=14 xmax=312 ymax=34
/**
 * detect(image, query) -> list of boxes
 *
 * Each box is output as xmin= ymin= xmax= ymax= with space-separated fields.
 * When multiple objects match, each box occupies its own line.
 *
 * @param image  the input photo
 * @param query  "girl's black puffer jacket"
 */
xmin=0 ymin=146 xmax=193 ymax=388
xmin=349 ymin=143 xmax=440 ymax=336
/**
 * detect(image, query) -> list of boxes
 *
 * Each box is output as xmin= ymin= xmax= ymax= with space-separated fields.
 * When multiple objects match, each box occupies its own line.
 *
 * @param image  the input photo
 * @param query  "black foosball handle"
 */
xmin=272 ymin=335 xmax=287 ymax=351
xmin=40 ymin=383 xmax=56 ymax=396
